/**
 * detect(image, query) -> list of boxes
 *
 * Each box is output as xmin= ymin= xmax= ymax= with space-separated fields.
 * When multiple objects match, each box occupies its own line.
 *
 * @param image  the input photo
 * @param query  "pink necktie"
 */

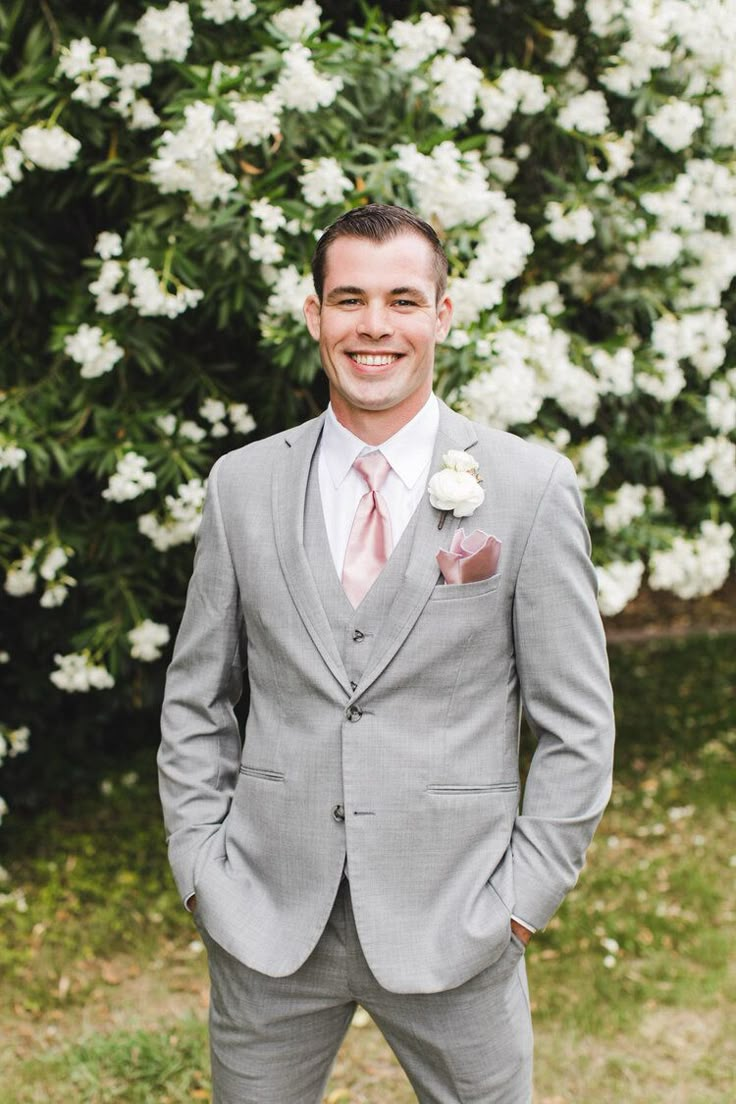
xmin=342 ymin=452 xmax=393 ymax=608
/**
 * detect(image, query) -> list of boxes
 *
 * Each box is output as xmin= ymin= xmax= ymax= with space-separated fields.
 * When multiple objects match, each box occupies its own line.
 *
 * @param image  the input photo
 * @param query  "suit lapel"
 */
xmin=357 ymin=400 xmax=479 ymax=697
xmin=273 ymin=415 xmax=351 ymax=693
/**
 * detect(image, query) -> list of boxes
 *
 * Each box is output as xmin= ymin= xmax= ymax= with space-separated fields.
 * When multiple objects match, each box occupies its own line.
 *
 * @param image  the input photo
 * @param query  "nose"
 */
xmin=356 ymin=302 xmax=393 ymax=340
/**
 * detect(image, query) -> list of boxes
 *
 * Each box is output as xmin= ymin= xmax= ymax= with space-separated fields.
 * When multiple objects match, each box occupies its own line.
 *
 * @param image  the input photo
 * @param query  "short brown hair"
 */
xmin=311 ymin=204 xmax=449 ymax=302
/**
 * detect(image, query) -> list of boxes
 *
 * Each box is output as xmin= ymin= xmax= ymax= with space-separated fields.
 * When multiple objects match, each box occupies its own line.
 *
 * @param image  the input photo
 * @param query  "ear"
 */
xmin=303 ymin=294 xmax=322 ymax=341
xmin=435 ymin=294 xmax=453 ymax=342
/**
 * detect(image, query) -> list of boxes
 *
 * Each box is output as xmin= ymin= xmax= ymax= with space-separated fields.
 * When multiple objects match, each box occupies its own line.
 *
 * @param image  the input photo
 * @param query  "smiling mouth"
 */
xmin=349 ymin=353 xmax=402 ymax=367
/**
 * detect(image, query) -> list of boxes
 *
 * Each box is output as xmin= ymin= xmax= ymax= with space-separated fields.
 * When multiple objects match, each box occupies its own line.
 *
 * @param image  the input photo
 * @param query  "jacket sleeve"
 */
xmin=157 ymin=457 xmax=245 ymax=904
xmin=510 ymin=454 xmax=615 ymax=931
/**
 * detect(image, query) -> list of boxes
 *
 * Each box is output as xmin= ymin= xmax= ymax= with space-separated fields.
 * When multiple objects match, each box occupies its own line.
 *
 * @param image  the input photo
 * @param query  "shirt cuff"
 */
xmin=511 ymin=914 xmax=537 ymax=933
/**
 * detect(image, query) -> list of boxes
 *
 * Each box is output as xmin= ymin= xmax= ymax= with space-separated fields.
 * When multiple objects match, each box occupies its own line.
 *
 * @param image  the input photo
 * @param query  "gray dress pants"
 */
xmin=197 ymin=879 xmax=533 ymax=1104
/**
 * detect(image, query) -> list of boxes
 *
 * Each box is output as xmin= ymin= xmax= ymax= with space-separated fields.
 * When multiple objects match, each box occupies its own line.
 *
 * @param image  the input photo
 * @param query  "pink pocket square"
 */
xmin=436 ymin=528 xmax=501 ymax=585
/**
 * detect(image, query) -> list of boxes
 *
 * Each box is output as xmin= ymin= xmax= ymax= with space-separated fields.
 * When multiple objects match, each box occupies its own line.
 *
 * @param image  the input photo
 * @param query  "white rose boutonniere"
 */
xmin=428 ymin=450 xmax=485 ymax=528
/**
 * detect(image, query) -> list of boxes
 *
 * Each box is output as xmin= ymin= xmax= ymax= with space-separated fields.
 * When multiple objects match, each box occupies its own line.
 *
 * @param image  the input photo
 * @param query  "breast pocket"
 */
xmin=427 ymin=572 xmax=502 ymax=603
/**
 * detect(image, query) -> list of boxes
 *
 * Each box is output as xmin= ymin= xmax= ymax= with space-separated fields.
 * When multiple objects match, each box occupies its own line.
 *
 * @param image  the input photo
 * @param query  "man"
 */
xmin=159 ymin=204 xmax=615 ymax=1103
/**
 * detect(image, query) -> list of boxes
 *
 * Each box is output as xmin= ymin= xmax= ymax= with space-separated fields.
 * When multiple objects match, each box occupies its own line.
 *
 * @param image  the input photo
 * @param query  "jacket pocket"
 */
xmin=239 ymin=764 xmax=285 ymax=782
xmin=426 ymin=782 xmax=519 ymax=795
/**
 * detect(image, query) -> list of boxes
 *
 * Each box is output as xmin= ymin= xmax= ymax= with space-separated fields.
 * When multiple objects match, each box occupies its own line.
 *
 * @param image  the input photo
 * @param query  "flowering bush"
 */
xmin=1 ymin=0 xmax=735 ymax=817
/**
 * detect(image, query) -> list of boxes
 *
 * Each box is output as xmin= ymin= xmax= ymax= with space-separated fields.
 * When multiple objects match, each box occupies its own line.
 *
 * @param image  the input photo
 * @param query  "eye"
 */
xmin=393 ymin=299 xmax=418 ymax=308
xmin=338 ymin=297 xmax=362 ymax=306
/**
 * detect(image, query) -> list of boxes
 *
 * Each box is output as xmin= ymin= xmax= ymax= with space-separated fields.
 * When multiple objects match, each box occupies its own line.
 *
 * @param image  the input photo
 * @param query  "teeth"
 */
xmin=352 ymin=354 xmax=399 ymax=366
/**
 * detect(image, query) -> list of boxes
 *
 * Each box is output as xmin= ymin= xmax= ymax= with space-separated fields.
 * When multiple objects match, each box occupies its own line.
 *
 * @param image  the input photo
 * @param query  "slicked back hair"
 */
xmin=311 ymin=204 xmax=449 ymax=303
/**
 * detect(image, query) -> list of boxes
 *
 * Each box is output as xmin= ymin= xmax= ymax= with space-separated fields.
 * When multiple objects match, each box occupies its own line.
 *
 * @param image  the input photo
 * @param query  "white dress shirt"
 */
xmin=318 ymin=394 xmax=440 ymax=577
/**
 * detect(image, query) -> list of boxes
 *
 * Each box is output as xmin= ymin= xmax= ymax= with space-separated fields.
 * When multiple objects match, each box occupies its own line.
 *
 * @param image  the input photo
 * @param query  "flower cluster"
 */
xmin=128 ymin=619 xmax=171 ymax=662
xmin=50 ymin=652 xmax=115 ymax=692
xmin=0 ymin=0 xmax=734 ymax=823
xmin=4 ymin=541 xmax=76 ymax=608
xmin=102 ymin=453 xmax=157 ymax=503
xmin=138 ymin=478 xmax=207 ymax=551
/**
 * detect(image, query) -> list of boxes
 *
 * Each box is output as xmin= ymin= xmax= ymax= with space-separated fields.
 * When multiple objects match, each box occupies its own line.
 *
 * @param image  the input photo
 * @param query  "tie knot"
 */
xmin=353 ymin=451 xmax=391 ymax=492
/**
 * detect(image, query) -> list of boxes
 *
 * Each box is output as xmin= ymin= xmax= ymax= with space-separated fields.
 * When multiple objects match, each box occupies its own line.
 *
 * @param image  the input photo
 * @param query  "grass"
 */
xmin=1 ymin=632 xmax=735 ymax=1102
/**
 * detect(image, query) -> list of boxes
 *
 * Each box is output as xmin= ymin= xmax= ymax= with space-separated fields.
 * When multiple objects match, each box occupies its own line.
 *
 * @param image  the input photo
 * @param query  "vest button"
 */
xmin=332 ymin=804 xmax=345 ymax=822
xmin=346 ymin=705 xmax=363 ymax=722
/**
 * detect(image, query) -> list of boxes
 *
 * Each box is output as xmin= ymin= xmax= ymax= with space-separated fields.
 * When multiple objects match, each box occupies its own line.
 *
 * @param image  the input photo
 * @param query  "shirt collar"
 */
xmin=321 ymin=395 xmax=439 ymax=490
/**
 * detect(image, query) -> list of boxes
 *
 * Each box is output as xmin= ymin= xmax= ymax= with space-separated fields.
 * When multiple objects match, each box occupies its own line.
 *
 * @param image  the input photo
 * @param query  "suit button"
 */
xmin=346 ymin=705 xmax=362 ymax=722
xmin=352 ymin=629 xmax=365 ymax=642
xmin=332 ymin=804 xmax=345 ymax=822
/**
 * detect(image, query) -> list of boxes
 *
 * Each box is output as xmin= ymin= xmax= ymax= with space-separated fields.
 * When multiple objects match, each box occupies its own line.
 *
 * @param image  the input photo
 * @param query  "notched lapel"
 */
xmin=273 ymin=417 xmax=351 ymax=694
xmin=357 ymin=402 xmax=479 ymax=697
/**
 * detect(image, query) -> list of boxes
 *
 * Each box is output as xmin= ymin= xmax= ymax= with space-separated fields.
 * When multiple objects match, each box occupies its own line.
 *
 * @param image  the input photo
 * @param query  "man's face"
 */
xmin=303 ymin=232 xmax=452 ymax=437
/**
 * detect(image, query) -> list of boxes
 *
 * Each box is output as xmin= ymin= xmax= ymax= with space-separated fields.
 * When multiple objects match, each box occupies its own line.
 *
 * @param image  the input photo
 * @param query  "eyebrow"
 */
xmin=324 ymin=285 xmax=429 ymax=301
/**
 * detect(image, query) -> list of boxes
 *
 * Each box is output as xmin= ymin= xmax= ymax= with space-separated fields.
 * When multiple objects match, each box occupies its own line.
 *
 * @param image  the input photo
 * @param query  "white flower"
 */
xmin=545 ymin=202 xmax=596 ymax=244
xmin=94 ymin=231 xmax=123 ymax=259
xmin=299 ymin=157 xmax=352 ymax=208
xmin=649 ymin=521 xmax=733 ymax=599
xmin=89 ymin=260 xmax=129 ymax=315
xmin=102 ymin=452 xmax=156 ymax=502
xmin=249 ymin=232 xmax=284 ymax=264
xmin=602 ymin=483 xmax=648 ymax=534
xmin=548 ymin=30 xmax=577 ymax=67
xmin=558 ymin=90 xmax=610 ymax=135
xmin=118 ymin=62 xmax=153 ymax=90
xmin=57 ymin=37 xmax=96 ymax=80
xmin=575 ymin=436 xmax=609 ymax=490
xmin=706 ymin=380 xmax=736 ymax=435
xmin=127 ymin=257 xmax=204 ymax=317
xmin=271 ymin=0 xmax=321 ymax=41
xmin=275 ymin=44 xmax=343 ymax=112
xmin=50 ymin=652 xmax=115 ymax=692
xmin=156 ymin=414 xmax=177 ymax=435
xmin=460 ymin=361 xmax=542 ymax=430
xmin=4 ymin=561 xmax=37 ymax=597
xmin=128 ymin=619 xmax=170 ymax=661
xmin=519 ymin=281 xmax=565 ymax=317
xmin=0 ymin=797 xmax=8 ymax=825
xmin=7 ymin=726 xmax=30 ymax=758
xmin=631 ymin=230 xmax=683 ymax=269
xmin=199 ymin=398 xmax=227 ymax=424
xmin=135 ymin=1 xmax=193 ymax=63
xmin=428 ymin=452 xmax=485 ymax=517
xmin=251 ymin=199 xmax=287 ymax=233
xmin=202 ymin=0 xmax=256 ymax=22
xmin=0 ymin=443 xmax=27 ymax=471
xmin=231 ymin=92 xmax=283 ymax=146
xmin=394 ymin=142 xmax=500 ymax=230
xmin=259 ymin=265 xmax=316 ymax=328
xmin=179 ymin=420 xmax=207 ymax=442
xmin=229 ymin=402 xmax=256 ymax=435
xmin=39 ymin=546 xmax=69 ymax=581
xmin=590 ymin=347 xmax=634 ymax=396
xmin=64 ymin=324 xmax=124 ymax=378
xmin=596 ymin=560 xmax=645 ymax=616
xmin=388 ymin=13 xmax=452 ymax=72
xmin=40 ymin=583 xmax=72 ymax=608
xmin=138 ymin=478 xmax=206 ymax=550
xmin=429 ymin=54 xmax=483 ymax=127
xmin=18 ymin=125 xmax=81 ymax=171
xmin=647 ymin=100 xmax=703 ymax=152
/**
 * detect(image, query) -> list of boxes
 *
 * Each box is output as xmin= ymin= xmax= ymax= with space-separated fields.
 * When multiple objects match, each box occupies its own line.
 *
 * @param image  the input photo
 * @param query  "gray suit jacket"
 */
xmin=158 ymin=399 xmax=614 ymax=994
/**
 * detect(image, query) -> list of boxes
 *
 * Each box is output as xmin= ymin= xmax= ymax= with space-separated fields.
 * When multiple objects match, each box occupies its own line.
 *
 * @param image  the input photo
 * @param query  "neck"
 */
xmin=330 ymin=393 xmax=432 ymax=446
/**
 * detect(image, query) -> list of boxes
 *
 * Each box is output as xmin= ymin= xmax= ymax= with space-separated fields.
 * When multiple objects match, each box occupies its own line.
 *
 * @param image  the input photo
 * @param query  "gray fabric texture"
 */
xmin=202 ymin=878 xmax=532 ymax=1104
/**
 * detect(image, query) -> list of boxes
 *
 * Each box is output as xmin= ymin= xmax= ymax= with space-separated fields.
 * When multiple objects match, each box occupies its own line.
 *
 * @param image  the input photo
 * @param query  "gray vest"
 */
xmin=303 ymin=445 xmax=422 ymax=690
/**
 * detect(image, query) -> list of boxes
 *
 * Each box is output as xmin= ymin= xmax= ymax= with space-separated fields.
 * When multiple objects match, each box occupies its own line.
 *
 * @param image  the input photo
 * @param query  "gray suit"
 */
xmin=159 ymin=399 xmax=614 ymax=1002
